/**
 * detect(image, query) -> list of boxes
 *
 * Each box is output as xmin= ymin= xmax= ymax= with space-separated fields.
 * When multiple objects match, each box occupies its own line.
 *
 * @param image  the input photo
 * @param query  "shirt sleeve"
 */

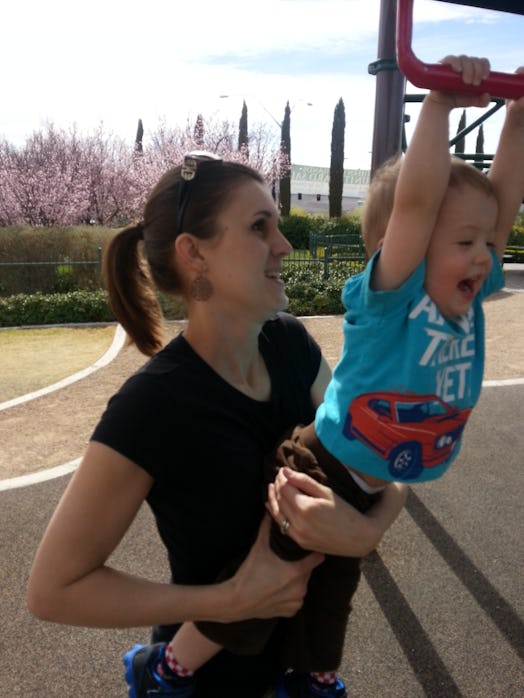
xmin=479 ymin=248 xmax=505 ymax=300
xmin=90 ymin=372 xmax=171 ymax=472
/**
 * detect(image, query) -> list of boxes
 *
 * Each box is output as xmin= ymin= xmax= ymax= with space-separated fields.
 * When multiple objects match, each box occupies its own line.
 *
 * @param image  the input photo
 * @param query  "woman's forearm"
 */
xmin=27 ymin=513 xmax=322 ymax=629
xmin=27 ymin=564 xmax=237 ymax=628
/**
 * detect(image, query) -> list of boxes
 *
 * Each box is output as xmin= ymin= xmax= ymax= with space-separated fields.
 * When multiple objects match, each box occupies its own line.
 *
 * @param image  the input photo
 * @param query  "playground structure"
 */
xmin=370 ymin=0 xmax=524 ymax=176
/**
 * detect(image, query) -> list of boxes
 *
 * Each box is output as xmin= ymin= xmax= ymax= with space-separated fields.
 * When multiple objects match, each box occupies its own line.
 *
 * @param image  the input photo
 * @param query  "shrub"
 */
xmin=279 ymin=213 xmax=362 ymax=249
xmin=508 ymin=225 xmax=524 ymax=247
xmin=505 ymin=246 xmax=524 ymax=263
xmin=279 ymin=215 xmax=323 ymax=249
xmin=53 ymin=263 xmax=77 ymax=293
xmin=283 ymin=263 xmax=364 ymax=316
xmin=0 ymin=290 xmax=114 ymax=327
xmin=0 ymin=289 xmax=191 ymax=327
xmin=0 ymin=225 xmax=109 ymax=295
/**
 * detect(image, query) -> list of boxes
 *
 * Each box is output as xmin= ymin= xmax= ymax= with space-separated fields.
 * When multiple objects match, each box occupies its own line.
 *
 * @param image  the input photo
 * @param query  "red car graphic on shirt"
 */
xmin=343 ymin=391 xmax=471 ymax=480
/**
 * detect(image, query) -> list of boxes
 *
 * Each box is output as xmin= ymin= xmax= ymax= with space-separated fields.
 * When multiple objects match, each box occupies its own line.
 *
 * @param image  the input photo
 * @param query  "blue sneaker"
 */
xmin=275 ymin=672 xmax=347 ymax=698
xmin=123 ymin=643 xmax=196 ymax=697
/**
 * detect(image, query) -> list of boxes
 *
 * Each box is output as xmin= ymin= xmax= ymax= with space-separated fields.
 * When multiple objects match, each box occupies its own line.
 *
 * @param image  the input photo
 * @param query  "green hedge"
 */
xmin=0 ymin=290 xmax=190 ymax=328
xmin=1 ymin=215 xmax=522 ymax=325
xmin=278 ymin=213 xmax=362 ymax=249
xmin=282 ymin=262 xmax=366 ymax=316
xmin=1 ymin=216 xmax=521 ymax=293
xmin=505 ymin=246 xmax=524 ymax=263
xmin=0 ymin=276 xmax=349 ymax=327
xmin=0 ymin=291 xmax=115 ymax=327
xmin=0 ymin=225 xmax=109 ymax=295
xmin=508 ymin=225 xmax=524 ymax=247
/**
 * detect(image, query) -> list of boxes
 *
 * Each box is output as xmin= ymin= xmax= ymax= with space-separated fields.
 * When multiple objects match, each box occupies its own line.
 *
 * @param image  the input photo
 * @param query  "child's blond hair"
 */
xmin=361 ymin=155 xmax=497 ymax=257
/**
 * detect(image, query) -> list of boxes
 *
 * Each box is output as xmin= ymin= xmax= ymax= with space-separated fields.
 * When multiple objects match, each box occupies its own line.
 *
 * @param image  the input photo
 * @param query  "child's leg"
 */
xmin=276 ymin=423 xmax=384 ymax=697
xmin=166 ymin=622 xmax=222 ymax=674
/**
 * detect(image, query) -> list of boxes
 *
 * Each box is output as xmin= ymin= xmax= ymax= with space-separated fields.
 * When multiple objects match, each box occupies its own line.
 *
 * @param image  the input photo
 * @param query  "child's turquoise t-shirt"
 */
xmin=315 ymin=249 xmax=504 ymax=482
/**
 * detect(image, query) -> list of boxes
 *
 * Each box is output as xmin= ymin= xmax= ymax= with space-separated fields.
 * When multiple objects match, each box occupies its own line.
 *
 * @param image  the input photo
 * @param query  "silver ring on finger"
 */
xmin=280 ymin=517 xmax=290 ymax=535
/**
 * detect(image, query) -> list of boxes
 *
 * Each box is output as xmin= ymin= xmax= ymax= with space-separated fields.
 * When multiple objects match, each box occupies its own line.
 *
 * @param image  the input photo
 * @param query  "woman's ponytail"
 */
xmin=103 ymin=223 xmax=164 ymax=356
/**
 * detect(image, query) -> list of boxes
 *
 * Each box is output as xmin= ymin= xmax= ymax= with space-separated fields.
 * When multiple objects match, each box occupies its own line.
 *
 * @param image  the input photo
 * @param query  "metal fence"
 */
xmin=0 ymin=233 xmax=368 ymax=296
xmin=282 ymin=232 xmax=367 ymax=280
xmin=0 ymin=248 xmax=103 ymax=296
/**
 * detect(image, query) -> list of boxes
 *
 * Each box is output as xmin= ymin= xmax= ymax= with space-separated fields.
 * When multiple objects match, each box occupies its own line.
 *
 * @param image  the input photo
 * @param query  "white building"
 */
xmin=290 ymin=164 xmax=370 ymax=213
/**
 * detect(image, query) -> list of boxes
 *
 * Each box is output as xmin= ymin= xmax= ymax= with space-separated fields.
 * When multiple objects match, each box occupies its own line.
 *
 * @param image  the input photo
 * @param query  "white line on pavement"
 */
xmin=0 ymin=324 xmax=126 ymax=412
xmin=0 ymin=459 xmax=80 ymax=492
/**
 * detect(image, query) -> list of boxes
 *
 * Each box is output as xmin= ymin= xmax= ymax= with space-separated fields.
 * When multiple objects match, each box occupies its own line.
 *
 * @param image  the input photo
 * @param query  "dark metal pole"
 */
xmin=369 ymin=0 xmax=406 ymax=177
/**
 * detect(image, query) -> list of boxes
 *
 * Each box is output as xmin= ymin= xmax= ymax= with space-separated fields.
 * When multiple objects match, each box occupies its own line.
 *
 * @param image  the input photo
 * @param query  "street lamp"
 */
xmin=219 ymin=95 xmax=281 ymax=129
xmin=219 ymin=95 xmax=312 ymax=129
xmin=219 ymin=95 xmax=313 ymax=214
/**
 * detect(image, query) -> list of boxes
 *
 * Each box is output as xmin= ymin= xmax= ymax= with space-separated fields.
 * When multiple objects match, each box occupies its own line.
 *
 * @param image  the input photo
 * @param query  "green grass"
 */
xmin=0 ymin=325 xmax=116 ymax=402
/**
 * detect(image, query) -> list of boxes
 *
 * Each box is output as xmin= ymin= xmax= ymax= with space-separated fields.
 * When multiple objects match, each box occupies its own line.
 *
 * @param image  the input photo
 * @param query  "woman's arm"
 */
xmin=267 ymin=466 xmax=407 ymax=558
xmin=27 ymin=442 xmax=323 ymax=628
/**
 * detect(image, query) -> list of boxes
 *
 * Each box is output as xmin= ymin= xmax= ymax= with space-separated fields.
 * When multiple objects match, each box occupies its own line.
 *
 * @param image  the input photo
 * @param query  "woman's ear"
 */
xmin=174 ymin=233 xmax=206 ymax=271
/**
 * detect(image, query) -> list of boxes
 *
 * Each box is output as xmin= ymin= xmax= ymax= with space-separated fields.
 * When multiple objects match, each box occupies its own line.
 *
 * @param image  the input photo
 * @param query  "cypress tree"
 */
xmin=279 ymin=101 xmax=291 ymax=216
xmin=134 ymin=118 xmax=144 ymax=153
xmin=194 ymin=114 xmax=205 ymax=147
xmin=475 ymin=123 xmax=484 ymax=154
xmin=474 ymin=123 xmax=485 ymax=170
xmin=455 ymin=110 xmax=466 ymax=154
xmin=238 ymin=100 xmax=249 ymax=156
xmin=329 ymin=98 xmax=346 ymax=218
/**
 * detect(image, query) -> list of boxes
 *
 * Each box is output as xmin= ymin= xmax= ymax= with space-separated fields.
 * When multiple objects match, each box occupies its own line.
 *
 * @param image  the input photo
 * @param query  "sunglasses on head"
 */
xmin=176 ymin=151 xmax=222 ymax=236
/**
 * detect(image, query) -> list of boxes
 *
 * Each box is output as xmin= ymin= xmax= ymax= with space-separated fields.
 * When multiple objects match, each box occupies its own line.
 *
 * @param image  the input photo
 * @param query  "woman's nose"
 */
xmin=275 ymin=229 xmax=293 ymax=256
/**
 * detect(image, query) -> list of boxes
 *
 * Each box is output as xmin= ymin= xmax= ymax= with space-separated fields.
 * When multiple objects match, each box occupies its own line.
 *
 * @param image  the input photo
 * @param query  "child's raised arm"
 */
xmin=488 ymin=68 xmax=524 ymax=259
xmin=373 ymin=56 xmax=491 ymax=291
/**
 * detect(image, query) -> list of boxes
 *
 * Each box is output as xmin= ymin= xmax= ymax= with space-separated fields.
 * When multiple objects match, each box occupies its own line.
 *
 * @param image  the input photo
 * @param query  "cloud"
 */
xmin=2 ymin=0 xmax=524 ymax=168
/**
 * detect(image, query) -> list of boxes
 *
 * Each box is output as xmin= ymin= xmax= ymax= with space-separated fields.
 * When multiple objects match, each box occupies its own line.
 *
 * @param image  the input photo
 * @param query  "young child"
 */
xmin=123 ymin=56 xmax=524 ymax=698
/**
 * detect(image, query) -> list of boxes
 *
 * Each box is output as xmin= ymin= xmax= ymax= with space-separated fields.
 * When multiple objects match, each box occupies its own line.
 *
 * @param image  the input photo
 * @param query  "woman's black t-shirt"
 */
xmin=91 ymin=312 xmax=322 ymax=696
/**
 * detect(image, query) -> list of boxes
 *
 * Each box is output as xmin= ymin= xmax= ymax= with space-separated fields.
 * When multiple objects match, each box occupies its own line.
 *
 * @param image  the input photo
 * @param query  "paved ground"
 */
xmin=1 ymin=266 xmax=523 ymax=697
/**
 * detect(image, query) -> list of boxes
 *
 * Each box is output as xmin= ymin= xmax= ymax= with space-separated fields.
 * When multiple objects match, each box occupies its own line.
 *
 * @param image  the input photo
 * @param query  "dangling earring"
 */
xmin=190 ymin=275 xmax=213 ymax=301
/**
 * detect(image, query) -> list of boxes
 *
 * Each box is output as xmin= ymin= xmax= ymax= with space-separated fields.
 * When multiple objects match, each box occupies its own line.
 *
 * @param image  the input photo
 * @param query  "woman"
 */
xmin=27 ymin=152 xmax=407 ymax=697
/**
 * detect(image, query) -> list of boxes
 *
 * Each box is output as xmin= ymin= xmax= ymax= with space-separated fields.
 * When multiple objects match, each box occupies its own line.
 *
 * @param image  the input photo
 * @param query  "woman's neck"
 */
xmin=183 ymin=311 xmax=271 ymax=401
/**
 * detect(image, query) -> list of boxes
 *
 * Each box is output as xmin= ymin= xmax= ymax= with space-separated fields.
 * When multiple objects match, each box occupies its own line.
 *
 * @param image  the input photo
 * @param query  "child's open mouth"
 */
xmin=457 ymin=278 xmax=476 ymax=299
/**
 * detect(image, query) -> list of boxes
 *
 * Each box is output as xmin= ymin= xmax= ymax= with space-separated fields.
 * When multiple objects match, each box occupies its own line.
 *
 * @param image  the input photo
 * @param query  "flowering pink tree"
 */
xmin=127 ymin=115 xmax=288 ymax=219
xmin=0 ymin=140 xmax=21 ymax=225
xmin=136 ymin=115 xmax=286 ymax=174
xmin=0 ymin=125 xmax=90 ymax=226
xmin=0 ymin=115 xmax=287 ymax=227
xmin=81 ymin=125 xmax=141 ymax=225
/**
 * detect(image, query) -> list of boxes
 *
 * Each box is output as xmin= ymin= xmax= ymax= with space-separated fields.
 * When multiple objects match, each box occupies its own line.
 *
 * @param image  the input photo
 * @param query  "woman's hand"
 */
xmin=225 ymin=515 xmax=323 ymax=622
xmin=267 ymin=467 xmax=408 ymax=558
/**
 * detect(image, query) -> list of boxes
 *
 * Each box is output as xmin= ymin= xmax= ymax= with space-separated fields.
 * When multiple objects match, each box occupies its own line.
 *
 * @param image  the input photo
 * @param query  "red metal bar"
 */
xmin=396 ymin=0 xmax=524 ymax=100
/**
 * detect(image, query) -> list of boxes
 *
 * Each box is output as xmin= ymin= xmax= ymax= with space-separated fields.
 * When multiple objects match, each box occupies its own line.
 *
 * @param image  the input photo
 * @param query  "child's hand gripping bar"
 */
xmin=396 ymin=0 xmax=524 ymax=100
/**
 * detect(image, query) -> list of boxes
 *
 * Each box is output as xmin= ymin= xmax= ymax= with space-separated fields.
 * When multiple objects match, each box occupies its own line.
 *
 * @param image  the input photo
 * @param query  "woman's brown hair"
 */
xmin=103 ymin=160 xmax=264 ymax=355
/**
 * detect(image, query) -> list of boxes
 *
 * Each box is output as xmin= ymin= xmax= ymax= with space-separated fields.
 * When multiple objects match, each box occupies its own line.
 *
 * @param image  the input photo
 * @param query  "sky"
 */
xmin=2 ymin=0 xmax=524 ymax=170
